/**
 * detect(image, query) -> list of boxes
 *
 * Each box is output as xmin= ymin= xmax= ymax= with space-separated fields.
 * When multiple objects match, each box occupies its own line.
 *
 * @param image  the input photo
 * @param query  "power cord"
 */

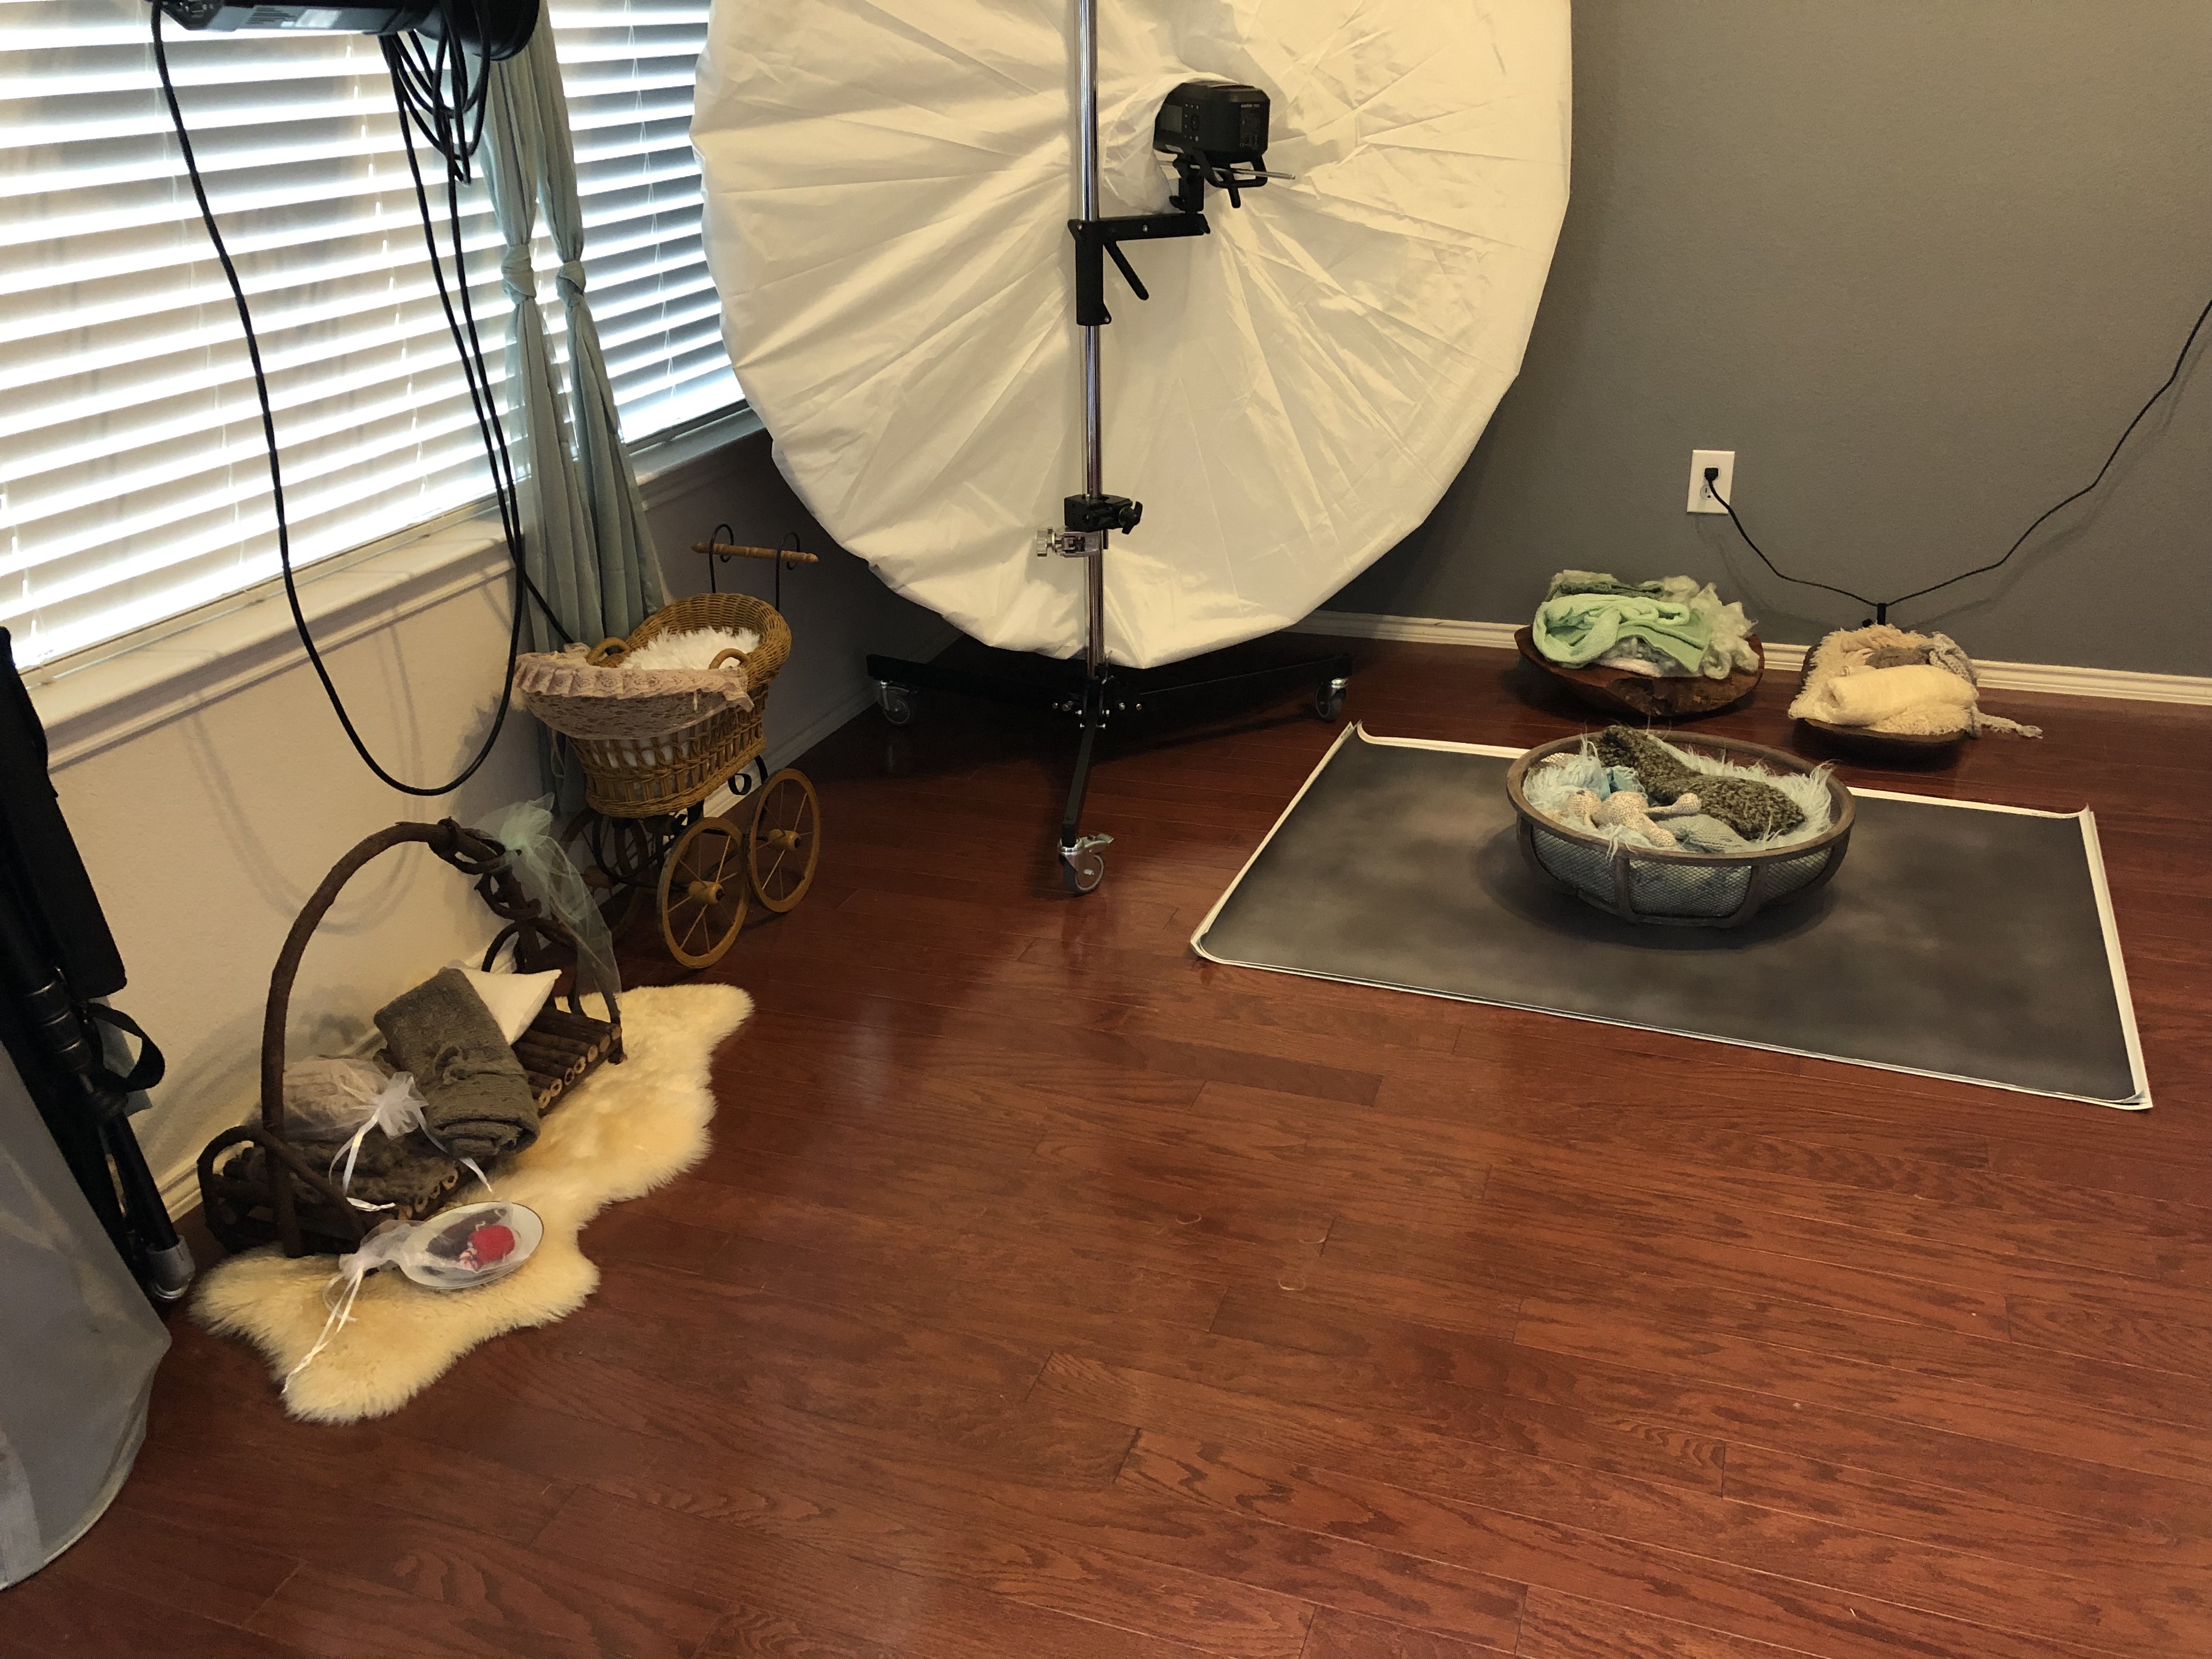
xmin=383 ymin=4 xmax=495 ymax=182
xmin=149 ymin=4 xmax=573 ymax=797
xmin=1706 ymin=288 xmax=2211 ymax=626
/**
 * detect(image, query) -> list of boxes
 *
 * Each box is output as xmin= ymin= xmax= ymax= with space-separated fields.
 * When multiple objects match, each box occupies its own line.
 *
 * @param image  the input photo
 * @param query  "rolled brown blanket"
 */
xmin=375 ymin=967 xmax=540 ymax=1163
xmin=223 ymin=1135 xmax=460 ymax=1221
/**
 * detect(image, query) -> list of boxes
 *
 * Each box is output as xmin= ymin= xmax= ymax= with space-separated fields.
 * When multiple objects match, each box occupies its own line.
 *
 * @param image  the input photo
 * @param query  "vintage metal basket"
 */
xmin=1504 ymin=733 xmax=1854 ymax=928
xmin=541 ymin=593 xmax=792 ymax=819
xmin=196 ymin=820 xmax=622 ymax=1257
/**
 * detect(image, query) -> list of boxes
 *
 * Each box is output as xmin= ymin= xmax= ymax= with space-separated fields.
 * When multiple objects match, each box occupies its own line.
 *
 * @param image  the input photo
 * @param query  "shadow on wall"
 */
xmin=646 ymin=429 xmax=958 ymax=769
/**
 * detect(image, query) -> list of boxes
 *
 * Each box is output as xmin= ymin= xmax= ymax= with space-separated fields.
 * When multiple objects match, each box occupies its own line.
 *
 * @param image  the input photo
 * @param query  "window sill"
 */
xmin=26 ymin=405 xmax=764 ymax=772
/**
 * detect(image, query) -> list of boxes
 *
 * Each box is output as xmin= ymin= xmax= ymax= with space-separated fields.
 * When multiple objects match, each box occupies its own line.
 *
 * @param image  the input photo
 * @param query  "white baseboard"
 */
xmin=1291 ymin=611 xmax=2212 ymax=707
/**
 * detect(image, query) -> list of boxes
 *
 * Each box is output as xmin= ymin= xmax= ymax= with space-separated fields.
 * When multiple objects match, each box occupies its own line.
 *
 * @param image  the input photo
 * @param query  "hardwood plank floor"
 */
xmin=13 ymin=636 xmax=2210 ymax=1659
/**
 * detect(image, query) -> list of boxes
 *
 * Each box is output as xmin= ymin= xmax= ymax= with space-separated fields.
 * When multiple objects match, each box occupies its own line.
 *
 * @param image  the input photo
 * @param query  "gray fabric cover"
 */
xmin=0 ymin=1048 xmax=167 ymax=1584
xmin=483 ymin=27 xmax=665 ymax=653
xmin=1195 ymin=730 xmax=2146 ymax=1107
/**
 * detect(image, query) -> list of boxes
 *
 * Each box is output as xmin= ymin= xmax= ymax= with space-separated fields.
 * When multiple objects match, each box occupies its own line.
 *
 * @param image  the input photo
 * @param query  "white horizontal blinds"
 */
xmin=1 ymin=2 xmax=736 ymax=670
xmin=1 ymin=2 xmax=511 ymax=667
xmin=552 ymin=0 xmax=735 ymax=437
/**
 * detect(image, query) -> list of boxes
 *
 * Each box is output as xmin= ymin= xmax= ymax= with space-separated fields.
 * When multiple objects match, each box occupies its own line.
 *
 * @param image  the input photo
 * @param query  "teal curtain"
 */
xmin=482 ymin=25 xmax=665 ymax=653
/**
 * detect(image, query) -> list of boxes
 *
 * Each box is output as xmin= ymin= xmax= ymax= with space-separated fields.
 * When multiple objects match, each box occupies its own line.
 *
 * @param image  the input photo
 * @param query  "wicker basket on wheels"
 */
xmin=517 ymin=592 xmax=822 ymax=969
xmin=1504 ymin=733 xmax=1854 ymax=929
xmin=560 ymin=592 xmax=791 ymax=817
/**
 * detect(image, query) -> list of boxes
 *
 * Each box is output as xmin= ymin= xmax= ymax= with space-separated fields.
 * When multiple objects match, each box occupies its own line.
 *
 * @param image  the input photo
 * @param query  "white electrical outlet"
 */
xmin=1688 ymin=449 xmax=1734 ymax=515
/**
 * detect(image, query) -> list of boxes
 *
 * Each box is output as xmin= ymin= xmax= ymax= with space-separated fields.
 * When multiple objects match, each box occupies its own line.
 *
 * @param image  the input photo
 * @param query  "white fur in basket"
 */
xmin=1788 ymin=624 xmax=2041 ymax=738
xmin=621 ymin=625 xmax=759 ymax=672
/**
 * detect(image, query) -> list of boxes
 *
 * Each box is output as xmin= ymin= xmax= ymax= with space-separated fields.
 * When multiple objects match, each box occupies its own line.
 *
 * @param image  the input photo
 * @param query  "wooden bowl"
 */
xmin=1790 ymin=652 xmax=1970 ymax=764
xmin=1514 ymin=627 xmax=1762 ymax=721
xmin=1794 ymin=718 xmax=1968 ymax=764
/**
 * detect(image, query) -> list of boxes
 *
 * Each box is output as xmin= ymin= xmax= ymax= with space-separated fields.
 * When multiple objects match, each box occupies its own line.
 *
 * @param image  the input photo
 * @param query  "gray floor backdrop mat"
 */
xmin=1194 ymin=729 xmax=2147 ymax=1108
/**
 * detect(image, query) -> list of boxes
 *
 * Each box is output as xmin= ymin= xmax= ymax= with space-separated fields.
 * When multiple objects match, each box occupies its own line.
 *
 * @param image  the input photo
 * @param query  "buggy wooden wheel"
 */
xmin=745 ymin=769 xmax=821 ymax=913
xmin=560 ymin=809 xmax=659 ymax=935
xmin=658 ymin=818 xmax=748 ymax=967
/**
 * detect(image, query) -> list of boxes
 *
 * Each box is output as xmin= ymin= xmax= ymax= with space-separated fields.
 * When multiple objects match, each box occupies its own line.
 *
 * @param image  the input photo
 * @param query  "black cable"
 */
xmin=388 ymin=90 xmax=565 ymax=646
xmin=1703 ymin=482 xmax=1882 ymax=616
xmin=393 ymin=115 xmax=521 ymax=562
xmin=151 ymin=6 xmax=566 ymax=795
xmin=1709 ymin=287 xmax=2211 ymax=625
xmin=383 ymin=3 xmax=493 ymax=182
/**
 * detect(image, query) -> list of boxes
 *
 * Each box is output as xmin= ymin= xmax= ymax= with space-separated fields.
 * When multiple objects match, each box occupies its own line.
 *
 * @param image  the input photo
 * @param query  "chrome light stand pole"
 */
xmin=1079 ymin=0 xmax=1107 ymax=681
xmin=866 ymin=0 xmax=1350 ymax=896
xmin=1056 ymin=0 xmax=1122 ymax=894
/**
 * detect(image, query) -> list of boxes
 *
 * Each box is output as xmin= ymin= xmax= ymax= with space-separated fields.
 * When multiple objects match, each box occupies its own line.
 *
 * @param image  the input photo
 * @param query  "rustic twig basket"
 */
xmin=196 ymin=820 xmax=623 ymax=1258
xmin=1505 ymin=733 xmax=1854 ymax=928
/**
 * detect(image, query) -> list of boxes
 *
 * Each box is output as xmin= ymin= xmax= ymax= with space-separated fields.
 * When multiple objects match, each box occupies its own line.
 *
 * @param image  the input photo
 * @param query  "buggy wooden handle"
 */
xmin=692 ymin=540 xmax=820 ymax=565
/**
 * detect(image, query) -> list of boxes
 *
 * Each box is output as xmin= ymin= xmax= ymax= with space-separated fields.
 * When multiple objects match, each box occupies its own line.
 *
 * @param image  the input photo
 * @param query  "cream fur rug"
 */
xmin=193 ymin=984 xmax=750 ymax=1424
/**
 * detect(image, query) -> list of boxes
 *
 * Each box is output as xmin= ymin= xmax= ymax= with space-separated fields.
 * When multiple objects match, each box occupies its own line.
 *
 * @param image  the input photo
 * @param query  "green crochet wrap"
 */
xmin=1595 ymin=726 xmax=1805 ymax=839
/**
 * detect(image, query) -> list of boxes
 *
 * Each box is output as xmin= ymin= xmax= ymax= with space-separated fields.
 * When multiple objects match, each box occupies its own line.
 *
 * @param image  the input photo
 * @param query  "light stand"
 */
xmin=866 ymin=0 xmax=1350 ymax=895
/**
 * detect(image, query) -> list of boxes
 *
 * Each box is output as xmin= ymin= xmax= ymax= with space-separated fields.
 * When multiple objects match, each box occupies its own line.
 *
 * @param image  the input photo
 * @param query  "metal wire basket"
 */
xmin=1504 ymin=733 xmax=1854 ymax=928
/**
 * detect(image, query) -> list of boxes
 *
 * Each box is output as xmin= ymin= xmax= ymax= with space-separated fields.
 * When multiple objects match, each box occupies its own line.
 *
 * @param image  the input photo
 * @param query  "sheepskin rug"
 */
xmin=191 ymin=983 xmax=750 ymax=1424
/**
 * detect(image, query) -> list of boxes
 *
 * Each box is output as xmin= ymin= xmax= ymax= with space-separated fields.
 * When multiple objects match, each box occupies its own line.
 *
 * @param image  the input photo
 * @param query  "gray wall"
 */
xmin=650 ymin=431 xmax=957 ymax=768
xmin=1329 ymin=1 xmax=2211 ymax=674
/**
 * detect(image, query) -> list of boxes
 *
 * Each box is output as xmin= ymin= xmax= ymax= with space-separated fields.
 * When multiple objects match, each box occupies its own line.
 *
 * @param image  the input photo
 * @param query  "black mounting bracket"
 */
xmin=1064 ymin=493 xmax=1142 ymax=535
xmin=1068 ymin=211 xmax=1210 ymax=327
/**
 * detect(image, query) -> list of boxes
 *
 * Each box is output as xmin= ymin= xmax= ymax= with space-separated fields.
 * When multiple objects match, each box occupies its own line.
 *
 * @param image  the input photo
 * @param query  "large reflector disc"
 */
xmin=695 ymin=0 xmax=1571 ymax=668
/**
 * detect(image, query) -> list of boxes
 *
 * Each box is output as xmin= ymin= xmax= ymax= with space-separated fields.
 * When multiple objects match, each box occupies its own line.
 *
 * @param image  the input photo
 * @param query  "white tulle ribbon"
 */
xmin=329 ymin=1072 xmax=426 ymax=1205
xmin=283 ymin=1222 xmax=414 ymax=1390
xmin=328 ymin=1071 xmax=494 ymax=1207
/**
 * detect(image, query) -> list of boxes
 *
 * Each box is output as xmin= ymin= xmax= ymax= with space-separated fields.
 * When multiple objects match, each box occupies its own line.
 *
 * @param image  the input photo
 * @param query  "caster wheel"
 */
xmin=1058 ymin=833 xmax=1111 ymax=895
xmin=746 ymin=769 xmax=822 ymax=913
xmin=658 ymin=817 xmax=749 ymax=967
xmin=876 ymin=681 xmax=916 ymax=726
xmin=1315 ymin=676 xmax=1348 ymax=721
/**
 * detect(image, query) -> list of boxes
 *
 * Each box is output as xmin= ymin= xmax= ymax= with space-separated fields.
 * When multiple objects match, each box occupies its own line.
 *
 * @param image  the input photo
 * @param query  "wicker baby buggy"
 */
xmin=518 ymin=592 xmax=823 ymax=969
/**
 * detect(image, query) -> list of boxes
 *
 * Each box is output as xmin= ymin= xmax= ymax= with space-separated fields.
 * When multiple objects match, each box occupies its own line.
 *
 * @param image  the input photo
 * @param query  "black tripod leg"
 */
xmin=102 ymin=1113 xmax=193 ymax=1301
xmin=1057 ymin=720 xmax=1108 ymax=894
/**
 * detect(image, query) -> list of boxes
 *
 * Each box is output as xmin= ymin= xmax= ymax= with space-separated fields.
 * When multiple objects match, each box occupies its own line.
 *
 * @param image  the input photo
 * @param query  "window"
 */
xmin=0 ymin=0 xmax=737 ymax=670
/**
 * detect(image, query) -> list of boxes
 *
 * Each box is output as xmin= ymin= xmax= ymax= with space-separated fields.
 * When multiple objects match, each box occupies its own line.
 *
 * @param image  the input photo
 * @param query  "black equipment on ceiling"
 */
xmin=155 ymin=0 xmax=537 ymax=59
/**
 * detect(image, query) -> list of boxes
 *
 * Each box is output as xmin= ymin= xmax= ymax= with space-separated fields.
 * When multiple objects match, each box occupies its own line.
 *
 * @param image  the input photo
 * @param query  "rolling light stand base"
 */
xmin=866 ymin=648 xmax=1350 ymax=895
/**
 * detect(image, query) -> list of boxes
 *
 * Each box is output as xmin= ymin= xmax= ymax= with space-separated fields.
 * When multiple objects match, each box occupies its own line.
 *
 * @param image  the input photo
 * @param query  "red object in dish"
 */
xmin=461 ymin=1224 xmax=517 ymax=1269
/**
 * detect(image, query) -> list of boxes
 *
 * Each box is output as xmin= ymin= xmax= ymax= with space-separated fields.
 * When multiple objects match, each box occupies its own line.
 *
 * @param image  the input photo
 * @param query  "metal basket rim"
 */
xmin=1504 ymin=731 xmax=1856 ymax=867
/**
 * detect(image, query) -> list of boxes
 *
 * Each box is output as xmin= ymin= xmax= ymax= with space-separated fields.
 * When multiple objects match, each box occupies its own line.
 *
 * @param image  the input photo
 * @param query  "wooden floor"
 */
xmin=10 ymin=637 xmax=2211 ymax=1659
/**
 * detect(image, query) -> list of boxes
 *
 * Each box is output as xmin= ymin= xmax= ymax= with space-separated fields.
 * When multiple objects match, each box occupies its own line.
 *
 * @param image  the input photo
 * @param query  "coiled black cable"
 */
xmin=150 ymin=3 xmax=572 ymax=796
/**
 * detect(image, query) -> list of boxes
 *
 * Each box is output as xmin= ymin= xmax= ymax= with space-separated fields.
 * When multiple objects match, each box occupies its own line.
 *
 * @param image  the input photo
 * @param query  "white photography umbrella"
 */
xmin=694 ymin=0 xmax=1572 ymax=670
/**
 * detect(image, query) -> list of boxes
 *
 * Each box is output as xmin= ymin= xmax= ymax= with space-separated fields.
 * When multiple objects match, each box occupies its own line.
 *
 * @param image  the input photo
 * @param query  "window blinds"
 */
xmin=0 ymin=0 xmax=737 ymax=669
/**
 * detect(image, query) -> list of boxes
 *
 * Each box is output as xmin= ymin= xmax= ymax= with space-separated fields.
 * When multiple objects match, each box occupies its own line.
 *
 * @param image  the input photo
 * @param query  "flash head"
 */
xmin=1153 ymin=80 xmax=1285 ymax=211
